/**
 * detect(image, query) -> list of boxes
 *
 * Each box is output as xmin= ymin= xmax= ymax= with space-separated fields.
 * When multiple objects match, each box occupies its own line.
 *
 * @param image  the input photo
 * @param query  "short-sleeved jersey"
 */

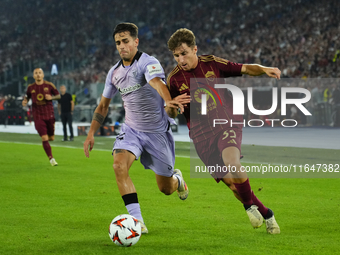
xmin=103 ymin=51 xmax=171 ymax=133
xmin=167 ymin=55 xmax=243 ymax=142
xmin=26 ymin=81 xmax=59 ymax=120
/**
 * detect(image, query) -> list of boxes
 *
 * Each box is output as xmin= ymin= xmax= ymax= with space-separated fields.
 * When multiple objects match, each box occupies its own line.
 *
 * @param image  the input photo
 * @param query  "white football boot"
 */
xmin=138 ymin=220 xmax=148 ymax=234
xmin=173 ymin=169 xmax=189 ymax=200
xmin=50 ymin=158 xmax=58 ymax=166
xmin=246 ymin=205 xmax=264 ymax=228
xmin=265 ymin=209 xmax=280 ymax=234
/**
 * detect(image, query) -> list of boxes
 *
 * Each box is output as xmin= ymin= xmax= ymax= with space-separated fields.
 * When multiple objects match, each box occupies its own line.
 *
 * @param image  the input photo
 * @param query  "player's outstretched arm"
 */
xmin=45 ymin=94 xmax=61 ymax=100
xmin=166 ymin=93 xmax=191 ymax=118
xmin=83 ymin=96 xmax=111 ymax=158
xmin=241 ymin=64 xmax=281 ymax=79
xmin=173 ymin=93 xmax=191 ymax=106
xmin=149 ymin=77 xmax=185 ymax=117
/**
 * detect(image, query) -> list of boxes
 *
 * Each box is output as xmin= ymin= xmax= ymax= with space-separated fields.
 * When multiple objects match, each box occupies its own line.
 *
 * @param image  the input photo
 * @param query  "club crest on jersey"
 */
xmin=44 ymin=87 xmax=49 ymax=92
xmin=31 ymin=90 xmax=36 ymax=93
xmin=37 ymin=93 xmax=44 ymax=101
xmin=205 ymin=71 xmax=216 ymax=81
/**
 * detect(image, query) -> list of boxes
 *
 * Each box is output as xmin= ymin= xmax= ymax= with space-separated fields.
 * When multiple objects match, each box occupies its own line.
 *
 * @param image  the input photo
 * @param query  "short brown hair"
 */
xmin=167 ymin=28 xmax=196 ymax=51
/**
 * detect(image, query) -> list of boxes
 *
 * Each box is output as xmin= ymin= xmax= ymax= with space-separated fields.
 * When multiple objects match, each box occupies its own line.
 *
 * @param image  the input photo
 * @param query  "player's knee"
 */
xmin=223 ymin=159 xmax=240 ymax=169
xmin=49 ymin=136 xmax=54 ymax=141
xmin=228 ymin=183 xmax=238 ymax=193
xmin=222 ymin=178 xmax=233 ymax=187
xmin=223 ymin=178 xmax=237 ymax=190
xmin=113 ymin=162 xmax=128 ymax=178
xmin=41 ymin=135 xmax=48 ymax=141
xmin=223 ymin=159 xmax=247 ymax=179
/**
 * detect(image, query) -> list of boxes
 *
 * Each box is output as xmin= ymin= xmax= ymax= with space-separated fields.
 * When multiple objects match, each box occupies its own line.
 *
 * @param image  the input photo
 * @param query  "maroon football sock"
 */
xmin=251 ymin=191 xmax=269 ymax=217
xmin=42 ymin=141 xmax=53 ymax=160
xmin=233 ymin=179 xmax=253 ymax=206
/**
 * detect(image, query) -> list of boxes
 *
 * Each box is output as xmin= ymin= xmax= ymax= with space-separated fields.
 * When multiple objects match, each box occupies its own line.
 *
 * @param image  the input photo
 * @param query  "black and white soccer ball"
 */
xmin=108 ymin=214 xmax=141 ymax=247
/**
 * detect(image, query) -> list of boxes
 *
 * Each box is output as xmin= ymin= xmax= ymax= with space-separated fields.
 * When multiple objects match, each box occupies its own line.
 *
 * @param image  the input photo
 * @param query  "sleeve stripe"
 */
xmin=200 ymin=55 xmax=230 ymax=65
xmin=215 ymin=59 xmax=230 ymax=65
xmin=199 ymin=55 xmax=215 ymax=62
xmin=166 ymin=66 xmax=180 ymax=88
xmin=45 ymin=81 xmax=57 ymax=89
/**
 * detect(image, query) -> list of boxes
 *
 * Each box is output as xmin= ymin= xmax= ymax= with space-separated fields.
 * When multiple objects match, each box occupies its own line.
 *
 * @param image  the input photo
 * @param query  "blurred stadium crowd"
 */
xmin=0 ymin=0 xmax=340 ymax=126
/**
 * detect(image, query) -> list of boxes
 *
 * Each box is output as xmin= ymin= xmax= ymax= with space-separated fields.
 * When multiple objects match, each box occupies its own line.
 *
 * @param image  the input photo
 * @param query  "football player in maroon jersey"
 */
xmin=22 ymin=68 xmax=60 ymax=166
xmin=166 ymin=28 xmax=280 ymax=234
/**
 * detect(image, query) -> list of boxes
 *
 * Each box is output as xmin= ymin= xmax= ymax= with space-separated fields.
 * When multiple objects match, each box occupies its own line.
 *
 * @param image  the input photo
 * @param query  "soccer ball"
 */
xmin=108 ymin=214 xmax=141 ymax=247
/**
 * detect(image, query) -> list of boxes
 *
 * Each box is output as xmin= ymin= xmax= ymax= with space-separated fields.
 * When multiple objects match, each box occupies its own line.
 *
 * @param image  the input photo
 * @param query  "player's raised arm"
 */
xmin=241 ymin=64 xmax=281 ymax=79
xmin=83 ymin=96 xmax=111 ymax=158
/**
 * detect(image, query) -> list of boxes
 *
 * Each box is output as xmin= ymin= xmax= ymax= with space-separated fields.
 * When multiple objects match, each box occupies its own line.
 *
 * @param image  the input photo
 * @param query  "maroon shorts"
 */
xmin=34 ymin=118 xmax=55 ymax=137
xmin=193 ymin=128 xmax=242 ymax=182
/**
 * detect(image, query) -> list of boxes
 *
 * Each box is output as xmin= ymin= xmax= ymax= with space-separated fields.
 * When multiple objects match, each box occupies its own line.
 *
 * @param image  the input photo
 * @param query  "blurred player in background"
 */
xmin=22 ymin=68 xmax=60 ymax=166
xmin=58 ymin=85 xmax=74 ymax=141
xmin=166 ymin=28 xmax=280 ymax=234
xmin=83 ymin=23 xmax=188 ymax=234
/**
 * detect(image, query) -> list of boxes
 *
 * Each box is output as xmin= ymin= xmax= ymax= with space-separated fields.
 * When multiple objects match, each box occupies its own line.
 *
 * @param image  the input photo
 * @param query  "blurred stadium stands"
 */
xmin=0 ymin=0 xmax=340 ymax=126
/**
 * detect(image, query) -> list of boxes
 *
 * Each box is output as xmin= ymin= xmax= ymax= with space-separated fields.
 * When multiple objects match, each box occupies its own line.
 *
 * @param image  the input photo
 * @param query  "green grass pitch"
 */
xmin=0 ymin=133 xmax=339 ymax=255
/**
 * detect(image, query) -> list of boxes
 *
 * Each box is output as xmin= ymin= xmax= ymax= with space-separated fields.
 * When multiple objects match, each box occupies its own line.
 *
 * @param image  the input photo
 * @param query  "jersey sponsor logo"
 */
xmin=44 ymin=87 xmax=49 ymax=92
xmin=147 ymin=63 xmax=163 ymax=76
xmin=31 ymin=89 xmax=36 ymax=93
xmin=118 ymin=84 xmax=142 ymax=95
xmin=37 ymin=93 xmax=44 ymax=101
xmin=179 ymin=83 xmax=189 ymax=92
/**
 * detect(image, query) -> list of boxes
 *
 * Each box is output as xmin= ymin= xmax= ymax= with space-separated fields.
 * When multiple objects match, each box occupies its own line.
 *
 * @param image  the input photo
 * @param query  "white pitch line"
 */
xmin=0 ymin=140 xmax=291 ymax=165
xmin=0 ymin=140 xmax=110 ymax=152
xmin=0 ymin=140 xmax=191 ymax=157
